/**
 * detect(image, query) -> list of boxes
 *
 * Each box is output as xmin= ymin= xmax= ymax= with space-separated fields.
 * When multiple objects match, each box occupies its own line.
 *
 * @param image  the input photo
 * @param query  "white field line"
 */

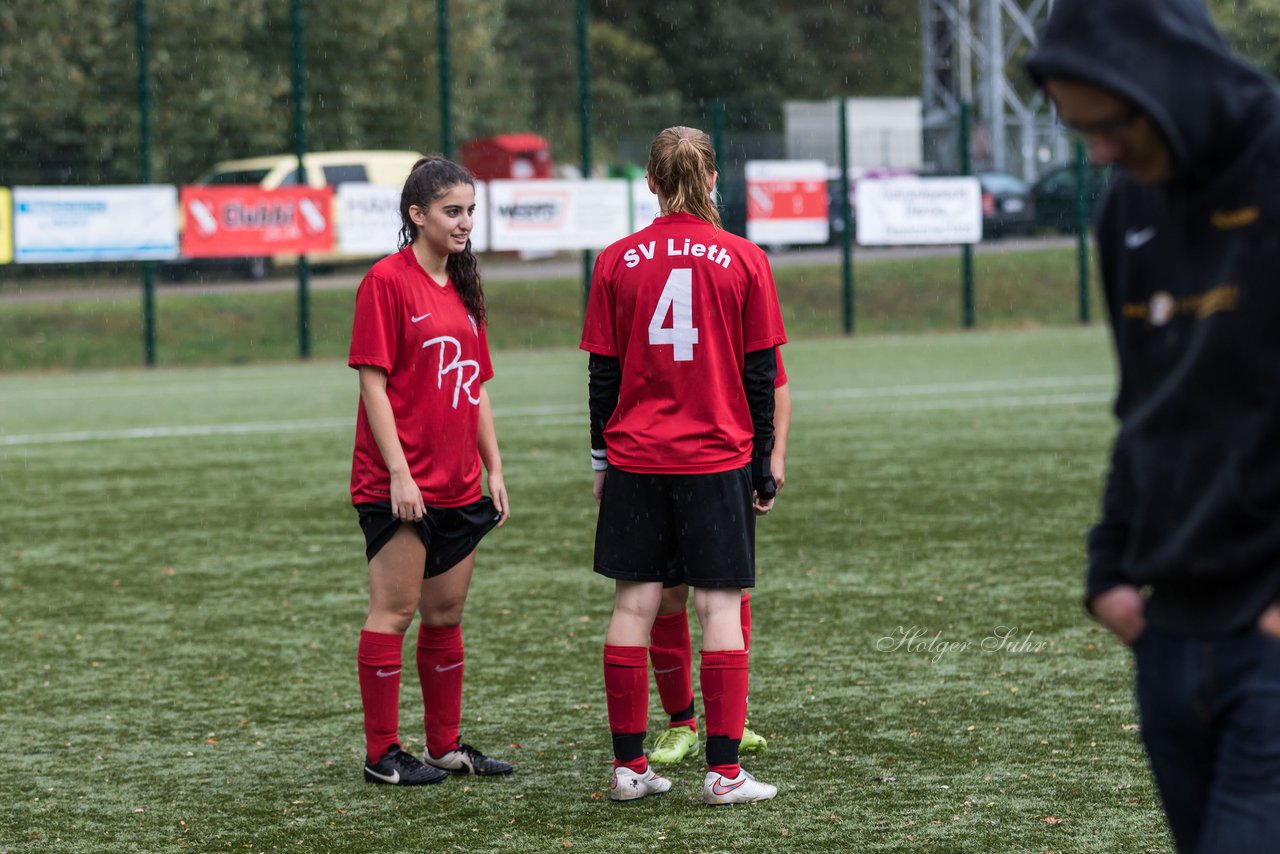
xmin=0 ymin=377 xmax=1114 ymax=447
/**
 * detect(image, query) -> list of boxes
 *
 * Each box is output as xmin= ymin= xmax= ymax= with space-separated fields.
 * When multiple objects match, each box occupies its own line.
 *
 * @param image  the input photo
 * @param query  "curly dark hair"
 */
xmin=397 ymin=156 xmax=485 ymax=322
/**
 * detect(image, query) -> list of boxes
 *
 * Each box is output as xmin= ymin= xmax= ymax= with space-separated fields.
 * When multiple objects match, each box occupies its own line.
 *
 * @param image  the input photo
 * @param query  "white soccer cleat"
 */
xmin=702 ymin=769 xmax=777 ymax=805
xmin=609 ymin=765 xmax=672 ymax=802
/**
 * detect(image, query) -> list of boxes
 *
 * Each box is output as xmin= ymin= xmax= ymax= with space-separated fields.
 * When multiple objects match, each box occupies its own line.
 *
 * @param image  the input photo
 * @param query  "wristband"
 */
xmin=751 ymin=453 xmax=777 ymax=501
xmin=591 ymin=448 xmax=609 ymax=472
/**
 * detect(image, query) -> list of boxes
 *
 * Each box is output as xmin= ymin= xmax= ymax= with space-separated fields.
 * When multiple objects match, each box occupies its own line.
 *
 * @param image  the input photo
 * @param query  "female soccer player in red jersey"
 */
xmin=581 ymin=126 xmax=787 ymax=805
xmin=349 ymin=156 xmax=513 ymax=786
xmin=647 ymin=370 xmax=791 ymax=766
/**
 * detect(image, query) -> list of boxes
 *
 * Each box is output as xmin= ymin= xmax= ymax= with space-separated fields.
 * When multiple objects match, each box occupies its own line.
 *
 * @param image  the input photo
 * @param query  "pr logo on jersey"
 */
xmin=422 ymin=336 xmax=482 ymax=409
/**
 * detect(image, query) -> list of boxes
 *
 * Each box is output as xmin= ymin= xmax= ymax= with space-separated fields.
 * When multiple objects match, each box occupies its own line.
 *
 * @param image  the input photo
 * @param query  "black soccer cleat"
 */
xmin=364 ymin=744 xmax=449 ymax=785
xmin=424 ymin=742 xmax=514 ymax=776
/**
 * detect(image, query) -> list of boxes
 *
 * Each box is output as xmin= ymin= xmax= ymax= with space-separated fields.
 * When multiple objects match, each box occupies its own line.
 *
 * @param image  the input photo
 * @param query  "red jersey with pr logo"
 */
xmin=349 ymin=247 xmax=494 ymax=507
xmin=580 ymin=212 xmax=787 ymax=474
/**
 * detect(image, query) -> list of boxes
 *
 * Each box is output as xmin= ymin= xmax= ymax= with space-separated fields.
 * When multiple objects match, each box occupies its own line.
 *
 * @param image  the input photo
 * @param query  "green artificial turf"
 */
xmin=0 ymin=327 xmax=1172 ymax=852
xmin=0 ymin=247 xmax=1094 ymax=372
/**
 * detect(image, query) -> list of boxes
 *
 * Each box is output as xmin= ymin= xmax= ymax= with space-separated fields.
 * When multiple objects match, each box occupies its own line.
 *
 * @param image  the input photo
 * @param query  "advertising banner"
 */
xmin=471 ymin=181 xmax=490 ymax=253
xmin=336 ymin=182 xmax=490 ymax=257
xmin=180 ymin=186 xmax=334 ymax=258
xmin=630 ymin=179 xmax=661 ymax=232
xmin=0 ymin=188 xmax=11 ymax=264
xmin=13 ymin=186 xmax=180 ymax=263
xmin=745 ymin=160 xmax=830 ymax=246
xmin=488 ymin=179 xmax=630 ymax=251
xmin=855 ymin=177 xmax=982 ymax=245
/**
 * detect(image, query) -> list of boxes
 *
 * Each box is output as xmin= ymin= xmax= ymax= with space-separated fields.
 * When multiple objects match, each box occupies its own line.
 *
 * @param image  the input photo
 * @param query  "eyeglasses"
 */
xmin=1056 ymin=105 xmax=1143 ymax=139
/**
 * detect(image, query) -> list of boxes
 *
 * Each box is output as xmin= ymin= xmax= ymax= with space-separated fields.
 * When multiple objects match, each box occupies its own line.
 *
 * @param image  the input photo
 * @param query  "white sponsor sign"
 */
xmin=630 ymin=179 xmax=661 ymax=232
xmin=337 ymin=182 xmax=489 ymax=256
xmin=471 ymin=181 xmax=490 ymax=253
xmin=744 ymin=160 xmax=830 ymax=246
xmin=13 ymin=185 xmax=180 ymax=263
xmin=855 ymin=177 xmax=982 ymax=245
xmin=488 ymin=179 xmax=630 ymax=251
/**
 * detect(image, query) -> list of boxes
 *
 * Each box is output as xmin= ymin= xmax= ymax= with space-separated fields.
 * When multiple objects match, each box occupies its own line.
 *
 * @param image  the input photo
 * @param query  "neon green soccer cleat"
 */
xmin=648 ymin=725 xmax=699 ymax=764
xmin=739 ymin=725 xmax=768 ymax=754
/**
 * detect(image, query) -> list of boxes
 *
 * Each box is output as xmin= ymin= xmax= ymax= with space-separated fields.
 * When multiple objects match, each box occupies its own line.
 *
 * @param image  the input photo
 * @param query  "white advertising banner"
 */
xmin=471 ymin=181 xmax=490 ymax=253
xmin=338 ymin=181 xmax=489 ymax=256
xmin=13 ymin=185 xmax=180 ymax=263
xmin=855 ymin=177 xmax=982 ymax=245
xmin=337 ymin=183 xmax=401 ymax=256
xmin=488 ymin=179 xmax=630 ymax=251
xmin=745 ymin=160 xmax=830 ymax=246
xmin=630 ymin=179 xmax=661 ymax=232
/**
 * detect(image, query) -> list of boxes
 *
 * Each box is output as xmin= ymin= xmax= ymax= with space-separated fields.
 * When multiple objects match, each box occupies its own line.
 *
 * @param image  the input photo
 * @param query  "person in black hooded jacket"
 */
xmin=1026 ymin=1 xmax=1280 ymax=850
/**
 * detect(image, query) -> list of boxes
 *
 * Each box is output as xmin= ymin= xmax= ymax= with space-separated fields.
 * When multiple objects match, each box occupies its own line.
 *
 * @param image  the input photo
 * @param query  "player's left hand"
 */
xmin=488 ymin=471 xmax=509 ymax=527
xmin=771 ymin=451 xmax=786 ymax=494
xmin=752 ymin=493 xmax=776 ymax=515
xmin=593 ymin=470 xmax=607 ymax=504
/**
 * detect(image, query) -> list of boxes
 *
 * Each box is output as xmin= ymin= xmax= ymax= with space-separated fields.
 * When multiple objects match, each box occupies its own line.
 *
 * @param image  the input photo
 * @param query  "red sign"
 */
xmin=179 ymin=186 xmax=334 ymax=257
xmin=746 ymin=179 xmax=828 ymax=221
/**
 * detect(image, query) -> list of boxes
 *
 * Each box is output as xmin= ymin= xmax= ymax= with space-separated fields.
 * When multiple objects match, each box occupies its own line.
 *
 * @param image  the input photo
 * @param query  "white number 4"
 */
xmin=647 ymin=268 xmax=700 ymax=361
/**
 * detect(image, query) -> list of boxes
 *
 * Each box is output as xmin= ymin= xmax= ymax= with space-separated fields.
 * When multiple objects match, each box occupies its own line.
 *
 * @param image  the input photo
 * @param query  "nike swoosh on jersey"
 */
xmin=434 ymin=662 xmax=464 ymax=673
xmin=365 ymin=767 xmax=400 ymax=784
xmin=411 ymin=313 xmax=432 ymax=323
xmin=375 ymin=668 xmax=401 ymax=678
xmin=1124 ymin=227 xmax=1156 ymax=249
xmin=712 ymin=777 xmax=746 ymax=796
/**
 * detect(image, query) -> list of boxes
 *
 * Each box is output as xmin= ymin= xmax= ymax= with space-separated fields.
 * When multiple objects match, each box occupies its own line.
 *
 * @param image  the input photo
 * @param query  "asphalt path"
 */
xmin=0 ymin=236 xmax=1077 ymax=305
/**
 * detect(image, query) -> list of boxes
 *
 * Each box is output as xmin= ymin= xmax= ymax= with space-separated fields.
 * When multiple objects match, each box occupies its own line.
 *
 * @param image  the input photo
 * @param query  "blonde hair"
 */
xmin=647 ymin=126 xmax=721 ymax=228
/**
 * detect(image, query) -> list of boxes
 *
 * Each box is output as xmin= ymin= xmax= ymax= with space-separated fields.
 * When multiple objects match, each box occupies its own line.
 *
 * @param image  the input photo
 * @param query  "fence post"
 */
xmin=438 ymin=0 xmax=453 ymax=159
xmin=136 ymin=0 xmax=156 ymax=367
xmin=711 ymin=98 xmax=725 ymax=184
xmin=838 ymin=96 xmax=855 ymax=335
xmin=291 ymin=0 xmax=311 ymax=359
xmin=577 ymin=0 xmax=592 ymax=310
xmin=1074 ymin=138 xmax=1090 ymax=324
xmin=960 ymin=100 xmax=976 ymax=329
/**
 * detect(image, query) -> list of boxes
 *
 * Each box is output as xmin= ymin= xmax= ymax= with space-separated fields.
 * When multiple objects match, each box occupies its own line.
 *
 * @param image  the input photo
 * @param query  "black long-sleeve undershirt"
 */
xmin=588 ymin=353 xmax=620 ymax=452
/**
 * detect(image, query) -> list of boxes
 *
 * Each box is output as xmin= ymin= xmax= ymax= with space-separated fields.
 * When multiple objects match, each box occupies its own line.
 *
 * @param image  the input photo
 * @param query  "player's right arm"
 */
xmin=358 ymin=365 xmax=425 ymax=522
xmin=588 ymin=353 xmax=621 ymax=504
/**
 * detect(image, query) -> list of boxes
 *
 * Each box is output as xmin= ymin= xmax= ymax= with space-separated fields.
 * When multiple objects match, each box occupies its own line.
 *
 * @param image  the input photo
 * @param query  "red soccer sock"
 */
xmin=417 ymin=624 xmax=465 ymax=758
xmin=700 ymin=648 xmax=749 ymax=778
xmin=357 ymin=629 xmax=405 ymax=761
xmin=740 ymin=592 xmax=753 ymax=652
xmin=649 ymin=611 xmax=696 ymax=729
xmin=604 ymin=644 xmax=649 ymax=770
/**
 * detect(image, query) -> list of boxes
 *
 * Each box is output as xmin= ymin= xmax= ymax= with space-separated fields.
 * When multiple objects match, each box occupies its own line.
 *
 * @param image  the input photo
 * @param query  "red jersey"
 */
xmin=580 ymin=213 xmax=787 ymax=474
xmin=349 ymin=247 xmax=494 ymax=507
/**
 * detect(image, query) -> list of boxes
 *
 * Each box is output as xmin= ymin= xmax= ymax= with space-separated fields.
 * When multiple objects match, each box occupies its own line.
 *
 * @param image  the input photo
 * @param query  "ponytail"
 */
xmin=646 ymin=126 xmax=721 ymax=229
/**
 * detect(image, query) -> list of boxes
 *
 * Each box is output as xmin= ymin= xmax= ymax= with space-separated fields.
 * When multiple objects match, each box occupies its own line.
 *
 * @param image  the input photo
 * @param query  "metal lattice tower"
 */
xmin=921 ymin=0 xmax=1065 ymax=178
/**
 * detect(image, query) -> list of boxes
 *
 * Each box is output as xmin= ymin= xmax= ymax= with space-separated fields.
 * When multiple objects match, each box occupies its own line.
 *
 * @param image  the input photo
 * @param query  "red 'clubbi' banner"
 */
xmin=179 ymin=186 xmax=334 ymax=257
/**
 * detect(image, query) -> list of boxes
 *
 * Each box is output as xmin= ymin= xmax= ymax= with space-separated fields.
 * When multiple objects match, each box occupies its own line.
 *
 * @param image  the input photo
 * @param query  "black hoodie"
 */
xmin=1027 ymin=0 xmax=1280 ymax=635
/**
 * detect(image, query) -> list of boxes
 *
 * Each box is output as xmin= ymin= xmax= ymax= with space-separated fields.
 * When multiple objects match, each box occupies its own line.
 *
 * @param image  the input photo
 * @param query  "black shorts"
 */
xmin=356 ymin=497 xmax=501 ymax=578
xmin=593 ymin=466 xmax=755 ymax=589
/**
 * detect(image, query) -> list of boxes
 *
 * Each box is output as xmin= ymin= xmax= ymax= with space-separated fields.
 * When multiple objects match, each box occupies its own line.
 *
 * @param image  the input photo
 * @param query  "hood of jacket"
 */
xmin=1025 ymin=0 xmax=1277 ymax=186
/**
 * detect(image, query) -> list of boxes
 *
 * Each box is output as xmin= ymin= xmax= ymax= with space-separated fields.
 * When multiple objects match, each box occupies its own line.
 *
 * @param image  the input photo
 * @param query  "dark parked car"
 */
xmin=1031 ymin=163 xmax=1114 ymax=233
xmin=976 ymin=171 xmax=1035 ymax=237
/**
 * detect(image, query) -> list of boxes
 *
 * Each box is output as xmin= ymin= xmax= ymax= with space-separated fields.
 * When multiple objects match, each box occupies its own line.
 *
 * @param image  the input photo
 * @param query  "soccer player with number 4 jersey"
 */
xmin=581 ymin=126 xmax=787 ymax=805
